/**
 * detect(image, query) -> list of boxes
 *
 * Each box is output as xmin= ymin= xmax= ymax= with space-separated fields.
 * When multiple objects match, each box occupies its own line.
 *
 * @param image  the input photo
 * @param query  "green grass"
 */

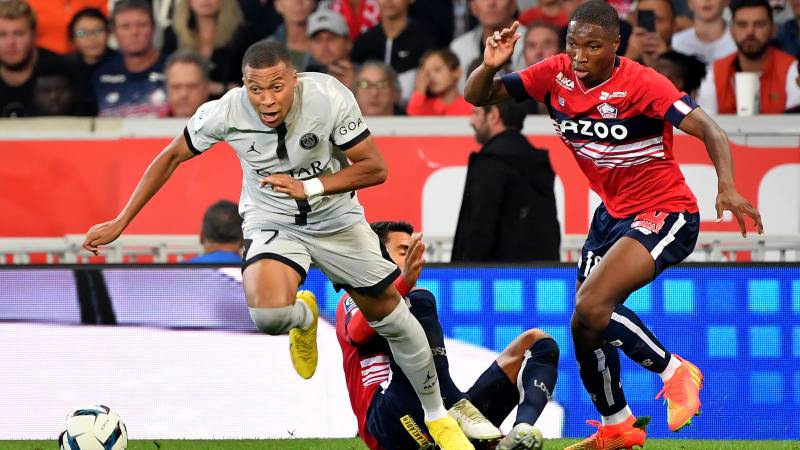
xmin=4 ymin=439 xmax=800 ymax=450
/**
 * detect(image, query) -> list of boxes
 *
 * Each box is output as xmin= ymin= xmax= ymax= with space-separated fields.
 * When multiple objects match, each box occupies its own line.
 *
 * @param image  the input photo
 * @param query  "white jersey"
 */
xmin=184 ymin=72 xmax=370 ymax=232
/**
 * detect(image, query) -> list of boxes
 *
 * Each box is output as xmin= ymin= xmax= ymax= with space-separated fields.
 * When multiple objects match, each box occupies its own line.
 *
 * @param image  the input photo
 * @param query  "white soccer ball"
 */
xmin=59 ymin=405 xmax=128 ymax=450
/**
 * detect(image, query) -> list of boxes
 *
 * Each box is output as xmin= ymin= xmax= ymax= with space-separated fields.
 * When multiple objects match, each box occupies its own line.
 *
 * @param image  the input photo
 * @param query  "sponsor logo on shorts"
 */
xmin=631 ymin=211 xmax=667 ymax=234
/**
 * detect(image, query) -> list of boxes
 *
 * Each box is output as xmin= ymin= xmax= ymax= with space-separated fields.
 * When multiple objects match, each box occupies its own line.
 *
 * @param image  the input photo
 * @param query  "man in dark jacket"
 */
xmin=452 ymin=101 xmax=561 ymax=262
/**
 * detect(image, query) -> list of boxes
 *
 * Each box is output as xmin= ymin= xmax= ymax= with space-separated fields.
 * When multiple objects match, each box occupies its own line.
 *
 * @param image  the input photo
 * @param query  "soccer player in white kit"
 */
xmin=82 ymin=41 xmax=474 ymax=449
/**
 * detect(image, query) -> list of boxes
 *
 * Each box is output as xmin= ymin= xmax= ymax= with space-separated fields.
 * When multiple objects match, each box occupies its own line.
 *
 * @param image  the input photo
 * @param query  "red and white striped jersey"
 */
xmin=502 ymin=54 xmax=699 ymax=218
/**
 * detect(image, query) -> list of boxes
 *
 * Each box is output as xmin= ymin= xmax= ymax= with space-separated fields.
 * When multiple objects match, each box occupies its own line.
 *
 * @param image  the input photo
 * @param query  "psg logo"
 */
xmin=299 ymin=133 xmax=319 ymax=149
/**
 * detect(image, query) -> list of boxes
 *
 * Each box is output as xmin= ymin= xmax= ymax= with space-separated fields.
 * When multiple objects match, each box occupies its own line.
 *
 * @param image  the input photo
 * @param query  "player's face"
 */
xmin=384 ymin=231 xmax=411 ymax=270
xmin=524 ymin=27 xmax=560 ymax=66
xmin=0 ymin=17 xmax=34 ymax=69
xmin=731 ymin=6 xmax=772 ymax=60
xmin=243 ymin=61 xmax=298 ymax=128
xmin=565 ymin=21 xmax=619 ymax=87
xmin=113 ymin=9 xmax=154 ymax=57
xmin=167 ymin=61 xmax=209 ymax=117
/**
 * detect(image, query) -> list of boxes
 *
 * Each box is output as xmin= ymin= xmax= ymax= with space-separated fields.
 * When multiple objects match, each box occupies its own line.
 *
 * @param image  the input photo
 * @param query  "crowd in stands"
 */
xmin=0 ymin=0 xmax=798 ymax=118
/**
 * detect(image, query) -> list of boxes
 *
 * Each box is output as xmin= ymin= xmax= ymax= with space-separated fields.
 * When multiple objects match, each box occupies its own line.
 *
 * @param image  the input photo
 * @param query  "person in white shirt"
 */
xmin=671 ymin=0 xmax=737 ymax=63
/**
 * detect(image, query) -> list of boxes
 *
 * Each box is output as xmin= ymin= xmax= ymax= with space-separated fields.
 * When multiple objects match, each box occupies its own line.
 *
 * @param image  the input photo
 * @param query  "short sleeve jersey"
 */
xmin=502 ymin=54 xmax=699 ymax=218
xmin=184 ymin=72 xmax=370 ymax=230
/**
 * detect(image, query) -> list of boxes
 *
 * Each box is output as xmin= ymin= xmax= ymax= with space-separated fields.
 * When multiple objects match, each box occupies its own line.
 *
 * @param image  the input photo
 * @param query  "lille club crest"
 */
xmin=597 ymin=102 xmax=618 ymax=119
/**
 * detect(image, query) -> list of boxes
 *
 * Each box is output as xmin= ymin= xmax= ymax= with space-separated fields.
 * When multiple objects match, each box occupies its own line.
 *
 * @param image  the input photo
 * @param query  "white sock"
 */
xmin=294 ymin=298 xmax=314 ymax=330
xmin=369 ymin=300 xmax=448 ymax=421
xmin=248 ymin=302 xmax=310 ymax=335
xmin=602 ymin=405 xmax=633 ymax=425
xmin=659 ymin=355 xmax=682 ymax=382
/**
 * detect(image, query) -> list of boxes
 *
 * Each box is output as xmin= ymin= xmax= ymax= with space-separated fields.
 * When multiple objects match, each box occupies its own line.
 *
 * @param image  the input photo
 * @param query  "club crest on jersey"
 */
xmin=597 ymin=102 xmax=618 ymax=119
xmin=599 ymin=90 xmax=627 ymax=100
xmin=299 ymin=133 xmax=319 ymax=149
xmin=556 ymin=72 xmax=574 ymax=90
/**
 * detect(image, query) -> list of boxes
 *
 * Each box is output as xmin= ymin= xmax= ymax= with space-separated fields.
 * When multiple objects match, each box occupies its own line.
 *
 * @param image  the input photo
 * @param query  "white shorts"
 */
xmin=242 ymin=218 xmax=399 ymax=296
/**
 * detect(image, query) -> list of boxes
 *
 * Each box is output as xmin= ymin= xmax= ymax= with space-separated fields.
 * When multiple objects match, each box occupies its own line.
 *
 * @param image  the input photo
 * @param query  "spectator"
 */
xmin=27 ymin=0 xmax=107 ymax=54
xmin=30 ymin=60 xmax=86 ymax=116
xmin=165 ymin=49 xmax=211 ymax=117
xmin=451 ymin=0 xmax=527 ymax=90
xmin=239 ymin=0 xmax=283 ymax=40
xmin=354 ymin=60 xmax=404 ymax=115
xmin=306 ymin=9 xmax=356 ymax=88
xmin=697 ymin=0 xmax=800 ymax=113
xmin=0 ymin=0 xmax=69 ymax=117
xmin=187 ymin=200 xmax=244 ymax=264
xmin=330 ymin=0 xmax=381 ymax=41
xmin=625 ymin=0 xmax=676 ymax=66
xmin=92 ymin=0 xmax=168 ymax=118
xmin=68 ymin=8 xmax=116 ymax=116
xmin=652 ymin=50 xmax=708 ymax=98
xmin=671 ymin=0 xmax=737 ymax=63
xmin=406 ymin=48 xmax=473 ymax=115
xmin=351 ymin=0 xmax=434 ymax=101
xmin=452 ymin=101 xmax=560 ymax=262
xmin=162 ymin=0 xmax=258 ymax=98
xmin=522 ymin=22 xmax=562 ymax=114
xmin=519 ymin=0 xmax=572 ymax=28
xmin=775 ymin=0 xmax=800 ymax=57
xmin=266 ymin=0 xmax=318 ymax=70
xmin=409 ymin=0 xmax=455 ymax=48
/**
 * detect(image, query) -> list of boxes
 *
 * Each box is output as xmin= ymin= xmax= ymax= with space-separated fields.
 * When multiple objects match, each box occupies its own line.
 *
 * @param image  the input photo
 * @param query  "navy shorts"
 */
xmin=366 ymin=362 xmax=517 ymax=449
xmin=577 ymin=204 xmax=700 ymax=283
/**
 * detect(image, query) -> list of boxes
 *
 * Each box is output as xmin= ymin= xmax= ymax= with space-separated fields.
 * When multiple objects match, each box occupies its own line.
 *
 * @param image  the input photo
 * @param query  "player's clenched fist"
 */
xmin=483 ymin=21 xmax=521 ymax=70
xmin=82 ymin=220 xmax=125 ymax=255
xmin=260 ymin=173 xmax=307 ymax=200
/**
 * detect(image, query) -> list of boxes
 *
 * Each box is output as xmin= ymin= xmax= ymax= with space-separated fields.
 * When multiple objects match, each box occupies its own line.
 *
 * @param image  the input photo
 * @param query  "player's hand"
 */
xmin=483 ymin=21 xmax=521 ymax=70
xmin=716 ymin=189 xmax=764 ymax=237
xmin=82 ymin=219 xmax=125 ymax=255
xmin=260 ymin=174 xmax=307 ymax=199
xmin=401 ymin=233 xmax=426 ymax=288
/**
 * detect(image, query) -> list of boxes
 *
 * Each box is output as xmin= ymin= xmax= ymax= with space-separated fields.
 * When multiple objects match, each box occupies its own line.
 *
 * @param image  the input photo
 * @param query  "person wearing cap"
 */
xmin=306 ymin=9 xmax=356 ymax=89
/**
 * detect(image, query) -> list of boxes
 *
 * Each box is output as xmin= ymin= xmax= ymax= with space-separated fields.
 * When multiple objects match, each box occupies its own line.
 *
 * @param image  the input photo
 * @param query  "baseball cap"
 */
xmin=307 ymin=9 xmax=349 ymax=38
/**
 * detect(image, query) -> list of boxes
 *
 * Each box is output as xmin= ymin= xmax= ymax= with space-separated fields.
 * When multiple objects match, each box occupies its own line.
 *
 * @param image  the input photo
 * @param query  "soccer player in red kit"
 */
xmin=464 ymin=1 xmax=763 ymax=449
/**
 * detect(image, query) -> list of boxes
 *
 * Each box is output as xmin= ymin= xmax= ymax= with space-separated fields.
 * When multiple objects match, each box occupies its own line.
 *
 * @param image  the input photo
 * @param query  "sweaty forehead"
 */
xmin=566 ymin=22 xmax=616 ymax=42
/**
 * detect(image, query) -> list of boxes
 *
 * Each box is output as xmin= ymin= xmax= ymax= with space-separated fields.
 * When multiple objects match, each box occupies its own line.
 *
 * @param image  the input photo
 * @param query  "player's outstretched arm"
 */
xmin=82 ymin=134 xmax=197 ymax=255
xmin=464 ymin=21 xmax=520 ymax=106
xmin=260 ymin=135 xmax=387 ymax=199
xmin=679 ymin=108 xmax=764 ymax=237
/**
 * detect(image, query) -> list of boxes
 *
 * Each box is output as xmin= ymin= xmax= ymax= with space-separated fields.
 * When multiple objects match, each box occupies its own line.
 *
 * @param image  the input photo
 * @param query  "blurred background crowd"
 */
xmin=0 ymin=0 xmax=798 ymax=119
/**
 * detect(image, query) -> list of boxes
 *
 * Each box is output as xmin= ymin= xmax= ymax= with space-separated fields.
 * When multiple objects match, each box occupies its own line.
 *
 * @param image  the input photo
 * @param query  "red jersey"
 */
xmin=502 ymin=54 xmax=699 ymax=218
xmin=336 ymin=278 xmax=412 ymax=450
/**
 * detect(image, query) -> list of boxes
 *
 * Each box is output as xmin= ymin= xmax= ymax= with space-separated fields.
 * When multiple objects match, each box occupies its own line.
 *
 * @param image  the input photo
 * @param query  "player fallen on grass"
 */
xmin=464 ymin=1 xmax=763 ymax=449
xmin=337 ymin=221 xmax=560 ymax=450
xmin=82 ymin=40 xmax=473 ymax=450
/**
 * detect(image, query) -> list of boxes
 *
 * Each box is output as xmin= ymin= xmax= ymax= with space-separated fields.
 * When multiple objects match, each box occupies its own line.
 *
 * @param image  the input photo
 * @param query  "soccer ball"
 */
xmin=59 ymin=405 xmax=128 ymax=450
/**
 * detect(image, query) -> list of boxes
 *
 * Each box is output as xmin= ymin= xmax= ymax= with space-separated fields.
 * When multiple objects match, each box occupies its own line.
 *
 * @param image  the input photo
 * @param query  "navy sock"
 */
xmin=602 ymin=303 xmax=672 ymax=373
xmin=408 ymin=291 xmax=465 ymax=408
xmin=515 ymin=338 xmax=559 ymax=426
xmin=576 ymin=341 xmax=627 ymax=417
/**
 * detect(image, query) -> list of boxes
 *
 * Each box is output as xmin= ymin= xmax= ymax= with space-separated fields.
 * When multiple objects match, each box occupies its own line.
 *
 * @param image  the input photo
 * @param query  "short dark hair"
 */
xmin=111 ymin=0 xmax=154 ymax=27
xmin=420 ymin=48 xmax=461 ymax=71
xmin=569 ymin=0 xmax=620 ymax=36
xmin=201 ymin=200 xmax=243 ymax=244
xmin=730 ymin=0 xmax=773 ymax=22
xmin=68 ymin=8 xmax=108 ymax=41
xmin=166 ymin=49 xmax=210 ymax=81
xmin=242 ymin=40 xmax=293 ymax=71
xmin=483 ymin=101 xmax=528 ymax=131
xmin=370 ymin=221 xmax=414 ymax=245
xmin=656 ymin=51 xmax=707 ymax=93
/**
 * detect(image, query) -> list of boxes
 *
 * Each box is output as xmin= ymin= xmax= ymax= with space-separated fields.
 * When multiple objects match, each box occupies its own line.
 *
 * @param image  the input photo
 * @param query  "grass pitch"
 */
xmin=3 ymin=439 xmax=800 ymax=449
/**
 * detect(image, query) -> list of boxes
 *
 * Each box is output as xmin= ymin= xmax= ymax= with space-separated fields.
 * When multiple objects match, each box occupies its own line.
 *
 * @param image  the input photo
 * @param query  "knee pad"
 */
xmin=529 ymin=337 xmax=560 ymax=366
xmin=248 ymin=306 xmax=295 ymax=335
